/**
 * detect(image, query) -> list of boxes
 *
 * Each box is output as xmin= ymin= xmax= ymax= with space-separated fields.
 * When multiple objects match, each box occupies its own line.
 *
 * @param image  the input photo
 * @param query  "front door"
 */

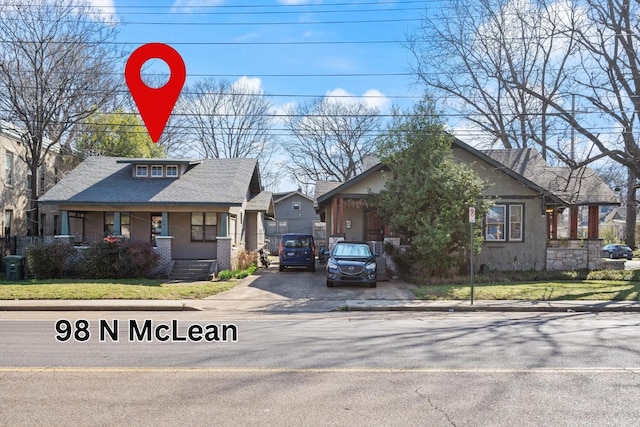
xmin=151 ymin=213 xmax=162 ymax=246
xmin=364 ymin=209 xmax=384 ymax=241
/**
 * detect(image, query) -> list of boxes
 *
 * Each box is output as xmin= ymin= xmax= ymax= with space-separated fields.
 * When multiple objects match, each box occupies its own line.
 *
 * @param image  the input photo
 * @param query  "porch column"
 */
xmin=546 ymin=208 xmax=560 ymax=240
xmin=588 ymin=205 xmax=599 ymax=239
xmin=60 ymin=210 xmax=69 ymax=235
xmin=218 ymin=212 xmax=228 ymax=237
xmin=331 ymin=197 xmax=344 ymax=235
xmin=569 ymin=206 xmax=579 ymax=239
xmin=113 ymin=212 xmax=121 ymax=236
xmin=338 ymin=198 xmax=344 ymax=235
xmin=161 ymin=212 xmax=169 ymax=236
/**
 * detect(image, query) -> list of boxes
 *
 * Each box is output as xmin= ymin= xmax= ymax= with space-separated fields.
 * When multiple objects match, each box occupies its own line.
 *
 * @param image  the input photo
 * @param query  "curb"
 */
xmin=0 ymin=302 xmax=202 ymax=312
xmin=345 ymin=300 xmax=640 ymax=313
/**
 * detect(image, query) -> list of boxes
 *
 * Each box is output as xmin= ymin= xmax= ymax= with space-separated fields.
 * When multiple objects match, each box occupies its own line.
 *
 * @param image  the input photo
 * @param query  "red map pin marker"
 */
xmin=125 ymin=43 xmax=186 ymax=143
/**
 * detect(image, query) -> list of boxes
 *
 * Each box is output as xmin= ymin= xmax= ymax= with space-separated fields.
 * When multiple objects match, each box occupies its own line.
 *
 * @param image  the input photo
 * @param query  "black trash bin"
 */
xmin=4 ymin=255 xmax=25 ymax=281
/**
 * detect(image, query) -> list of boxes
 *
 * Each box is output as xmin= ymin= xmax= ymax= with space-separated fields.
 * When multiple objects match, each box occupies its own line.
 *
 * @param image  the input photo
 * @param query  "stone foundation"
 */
xmin=546 ymin=239 xmax=603 ymax=270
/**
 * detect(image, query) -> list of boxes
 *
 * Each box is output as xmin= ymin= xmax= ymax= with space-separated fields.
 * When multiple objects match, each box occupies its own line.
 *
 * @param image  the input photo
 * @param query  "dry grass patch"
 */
xmin=0 ymin=279 xmax=237 ymax=300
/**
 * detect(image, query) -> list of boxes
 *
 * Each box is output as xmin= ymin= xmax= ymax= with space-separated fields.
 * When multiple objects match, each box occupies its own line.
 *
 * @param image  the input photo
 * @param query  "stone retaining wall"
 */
xmin=546 ymin=240 xmax=603 ymax=270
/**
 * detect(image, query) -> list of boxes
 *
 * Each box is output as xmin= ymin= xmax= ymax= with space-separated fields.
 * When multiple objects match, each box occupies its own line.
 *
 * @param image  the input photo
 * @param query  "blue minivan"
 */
xmin=279 ymin=233 xmax=316 ymax=272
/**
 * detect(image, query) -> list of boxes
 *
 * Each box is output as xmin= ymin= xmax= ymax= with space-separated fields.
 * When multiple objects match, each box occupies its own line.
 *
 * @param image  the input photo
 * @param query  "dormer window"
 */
xmin=151 ymin=165 xmax=163 ymax=177
xmin=128 ymin=161 xmax=185 ymax=178
xmin=166 ymin=165 xmax=178 ymax=177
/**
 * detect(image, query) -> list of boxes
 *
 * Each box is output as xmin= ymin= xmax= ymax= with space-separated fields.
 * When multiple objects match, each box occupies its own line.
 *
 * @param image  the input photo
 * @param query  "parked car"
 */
xmin=279 ymin=233 xmax=316 ymax=272
xmin=326 ymin=241 xmax=377 ymax=288
xmin=602 ymin=243 xmax=634 ymax=260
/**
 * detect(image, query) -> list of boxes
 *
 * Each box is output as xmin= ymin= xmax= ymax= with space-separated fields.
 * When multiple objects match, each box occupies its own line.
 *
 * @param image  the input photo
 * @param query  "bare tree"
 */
xmin=410 ymin=0 xmax=640 ymax=248
xmin=178 ymin=78 xmax=279 ymax=189
xmin=407 ymin=0 xmax=578 ymax=160
xmin=282 ymin=97 xmax=381 ymax=185
xmin=0 ymin=0 xmax=122 ymax=235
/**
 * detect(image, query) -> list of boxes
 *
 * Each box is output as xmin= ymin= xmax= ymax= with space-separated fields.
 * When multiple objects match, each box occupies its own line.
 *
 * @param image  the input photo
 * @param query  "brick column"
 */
xmin=155 ymin=236 xmax=173 ymax=273
xmin=217 ymin=237 xmax=232 ymax=270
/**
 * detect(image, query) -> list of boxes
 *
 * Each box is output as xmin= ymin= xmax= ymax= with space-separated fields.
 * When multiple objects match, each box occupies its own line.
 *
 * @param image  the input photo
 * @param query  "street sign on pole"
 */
xmin=469 ymin=207 xmax=475 ymax=305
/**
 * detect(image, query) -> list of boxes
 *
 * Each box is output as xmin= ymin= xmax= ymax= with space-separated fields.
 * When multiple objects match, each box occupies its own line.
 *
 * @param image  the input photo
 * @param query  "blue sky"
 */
xmin=93 ymin=0 xmax=425 ymax=115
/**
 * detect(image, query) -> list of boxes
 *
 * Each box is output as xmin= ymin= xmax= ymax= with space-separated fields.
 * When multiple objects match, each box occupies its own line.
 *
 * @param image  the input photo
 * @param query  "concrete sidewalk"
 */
xmin=2 ymin=298 xmax=640 ymax=313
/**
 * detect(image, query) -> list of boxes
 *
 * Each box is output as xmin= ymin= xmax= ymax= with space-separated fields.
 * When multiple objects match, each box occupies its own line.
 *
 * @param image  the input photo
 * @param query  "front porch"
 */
xmin=545 ymin=205 xmax=604 ymax=270
xmin=55 ymin=210 xmax=238 ymax=276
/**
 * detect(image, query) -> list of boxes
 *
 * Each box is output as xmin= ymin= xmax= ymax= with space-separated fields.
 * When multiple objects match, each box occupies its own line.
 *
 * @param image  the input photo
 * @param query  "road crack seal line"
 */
xmin=415 ymin=387 xmax=456 ymax=427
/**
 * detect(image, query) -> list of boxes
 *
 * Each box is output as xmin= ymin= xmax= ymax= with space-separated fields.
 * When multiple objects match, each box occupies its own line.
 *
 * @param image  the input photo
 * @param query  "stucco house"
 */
xmin=38 ymin=156 xmax=274 ymax=278
xmin=0 ymin=120 xmax=61 ymax=241
xmin=264 ymin=190 xmax=321 ymax=252
xmin=315 ymin=138 xmax=619 ymax=272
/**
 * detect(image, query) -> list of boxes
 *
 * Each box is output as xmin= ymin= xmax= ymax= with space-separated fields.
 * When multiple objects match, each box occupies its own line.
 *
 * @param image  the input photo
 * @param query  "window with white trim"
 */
xmin=151 ymin=165 xmax=163 ymax=177
xmin=135 ymin=165 xmax=148 ymax=177
xmin=485 ymin=204 xmax=524 ymax=242
xmin=485 ymin=206 xmax=505 ymax=241
xmin=509 ymin=205 xmax=523 ymax=241
xmin=292 ymin=202 xmax=301 ymax=210
xmin=5 ymin=152 xmax=13 ymax=185
xmin=191 ymin=212 xmax=217 ymax=241
xmin=166 ymin=165 xmax=178 ymax=177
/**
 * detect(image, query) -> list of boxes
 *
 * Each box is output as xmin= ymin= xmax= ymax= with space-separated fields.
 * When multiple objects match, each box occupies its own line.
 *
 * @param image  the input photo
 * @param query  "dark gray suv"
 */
xmin=279 ymin=233 xmax=316 ymax=272
xmin=326 ymin=241 xmax=377 ymax=287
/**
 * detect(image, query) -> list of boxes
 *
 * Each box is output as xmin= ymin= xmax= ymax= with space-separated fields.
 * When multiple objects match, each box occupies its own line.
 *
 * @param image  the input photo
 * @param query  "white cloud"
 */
xmin=170 ymin=0 xmax=224 ymax=13
xmin=232 ymin=76 xmax=264 ymax=93
xmin=87 ymin=0 xmax=117 ymax=22
xmin=325 ymin=88 xmax=391 ymax=112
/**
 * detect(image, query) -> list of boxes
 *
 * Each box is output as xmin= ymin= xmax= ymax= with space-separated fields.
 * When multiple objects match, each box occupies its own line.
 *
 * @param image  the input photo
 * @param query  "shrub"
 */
xmin=118 ymin=240 xmax=160 ymax=278
xmin=26 ymin=242 xmax=76 ymax=279
xmin=217 ymin=265 xmax=257 ymax=281
xmin=236 ymin=250 xmax=258 ymax=270
xmin=217 ymin=270 xmax=234 ymax=281
xmin=78 ymin=239 xmax=159 ymax=279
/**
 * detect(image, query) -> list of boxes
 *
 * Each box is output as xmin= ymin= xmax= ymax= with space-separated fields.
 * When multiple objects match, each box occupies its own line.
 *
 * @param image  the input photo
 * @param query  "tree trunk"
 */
xmin=28 ymin=161 xmax=39 ymax=236
xmin=626 ymin=168 xmax=637 ymax=249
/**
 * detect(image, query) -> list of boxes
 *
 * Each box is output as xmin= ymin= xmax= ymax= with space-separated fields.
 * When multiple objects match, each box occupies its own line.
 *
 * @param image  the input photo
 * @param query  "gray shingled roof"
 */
xmin=314 ymin=181 xmax=342 ymax=200
xmin=246 ymin=191 xmax=274 ymax=215
xmin=39 ymin=156 xmax=262 ymax=206
xmin=483 ymin=149 xmax=619 ymax=205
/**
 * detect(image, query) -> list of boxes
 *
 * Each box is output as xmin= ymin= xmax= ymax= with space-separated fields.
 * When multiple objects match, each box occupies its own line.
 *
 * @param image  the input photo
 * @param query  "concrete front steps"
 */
xmin=168 ymin=259 xmax=216 ymax=281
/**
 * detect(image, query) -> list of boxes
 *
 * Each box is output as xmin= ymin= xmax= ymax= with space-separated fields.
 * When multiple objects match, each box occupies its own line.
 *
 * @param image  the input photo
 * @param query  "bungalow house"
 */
xmin=38 ymin=156 xmax=274 ymax=278
xmin=264 ymin=189 xmax=321 ymax=253
xmin=315 ymin=138 xmax=619 ymax=272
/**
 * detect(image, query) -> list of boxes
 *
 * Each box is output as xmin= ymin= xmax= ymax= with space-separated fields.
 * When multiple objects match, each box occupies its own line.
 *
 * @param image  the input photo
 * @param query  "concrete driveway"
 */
xmin=204 ymin=260 xmax=417 ymax=313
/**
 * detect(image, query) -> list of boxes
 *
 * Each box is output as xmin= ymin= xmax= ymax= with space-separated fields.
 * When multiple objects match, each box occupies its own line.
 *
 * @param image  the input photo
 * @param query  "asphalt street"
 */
xmin=2 ymin=264 xmax=640 ymax=426
xmin=2 ymin=310 xmax=640 ymax=426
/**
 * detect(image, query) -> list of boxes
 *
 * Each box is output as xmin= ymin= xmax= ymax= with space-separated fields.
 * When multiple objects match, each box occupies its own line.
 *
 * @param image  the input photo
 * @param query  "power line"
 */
xmin=0 ymin=39 xmax=400 ymax=46
xmin=0 ymin=17 xmax=422 ymax=26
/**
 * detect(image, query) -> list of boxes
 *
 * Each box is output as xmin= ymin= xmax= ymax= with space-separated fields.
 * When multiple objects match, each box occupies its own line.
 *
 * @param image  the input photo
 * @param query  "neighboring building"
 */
xmin=0 ymin=120 xmax=60 ymax=239
xmin=601 ymin=206 xmax=639 ymax=242
xmin=315 ymin=138 xmax=619 ymax=272
xmin=38 ymin=156 xmax=274 ymax=277
xmin=264 ymin=190 xmax=320 ymax=253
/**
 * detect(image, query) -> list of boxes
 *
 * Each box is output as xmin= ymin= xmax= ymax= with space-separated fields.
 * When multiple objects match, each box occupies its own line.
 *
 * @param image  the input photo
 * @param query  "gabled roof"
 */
xmin=315 ymin=163 xmax=387 ymax=206
xmin=246 ymin=191 xmax=275 ymax=215
xmin=314 ymin=138 xmax=618 ymax=208
xmin=479 ymin=147 xmax=619 ymax=206
xmin=39 ymin=156 xmax=263 ymax=207
xmin=314 ymin=181 xmax=342 ymax=202
xmin=273 ymin=190 xmax=314 ymax=204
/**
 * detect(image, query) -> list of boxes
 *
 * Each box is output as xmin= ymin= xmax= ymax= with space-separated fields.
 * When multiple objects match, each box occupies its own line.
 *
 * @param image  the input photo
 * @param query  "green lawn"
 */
xmin=413 ymin=280 xmax=640 ymax=301
xmin=0 ymin=278 xmax=237 ymax=300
